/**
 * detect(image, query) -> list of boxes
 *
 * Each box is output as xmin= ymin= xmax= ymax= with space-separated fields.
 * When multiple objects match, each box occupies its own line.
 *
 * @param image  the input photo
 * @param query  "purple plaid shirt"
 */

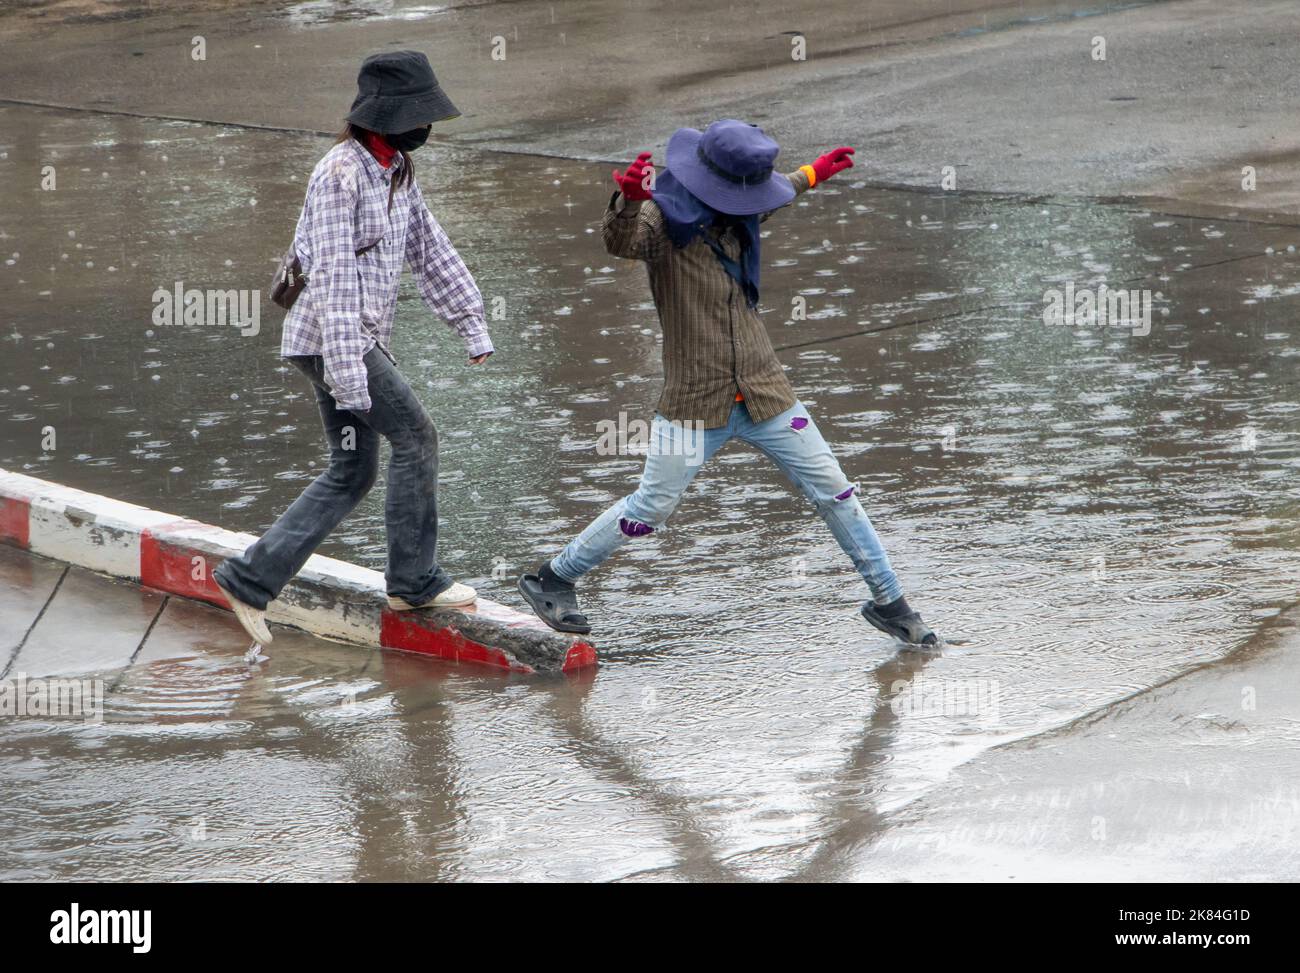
xmin=281 ymin=138 xmax=492 ymax=412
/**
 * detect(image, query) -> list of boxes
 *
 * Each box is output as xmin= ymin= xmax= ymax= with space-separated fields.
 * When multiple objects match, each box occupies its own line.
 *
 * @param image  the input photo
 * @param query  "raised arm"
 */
xmin=797 ymin=147 xmax=855 ymax=194
xmin=601 ymin=151 xmax=670 ymax=262
xmin=765 ymin=147 xmax=855 ymax=221
xmin=405 ymin=179 xmax=494 ymax=362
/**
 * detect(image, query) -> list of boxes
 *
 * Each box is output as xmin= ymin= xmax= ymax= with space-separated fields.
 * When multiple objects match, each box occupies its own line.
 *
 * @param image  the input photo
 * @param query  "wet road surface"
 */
xmin=5 ymin=0 xmax=1299 ymax=213
xmin=1 ymin=100 xmax=1299 ymax=880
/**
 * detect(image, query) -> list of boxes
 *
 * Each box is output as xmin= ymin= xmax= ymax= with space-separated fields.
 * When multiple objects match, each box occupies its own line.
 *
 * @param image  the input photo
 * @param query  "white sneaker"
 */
xmin=387 ymin=581 xmax=477 ymax=611
xmin=215 ymin=578 xmax=273 ymax=645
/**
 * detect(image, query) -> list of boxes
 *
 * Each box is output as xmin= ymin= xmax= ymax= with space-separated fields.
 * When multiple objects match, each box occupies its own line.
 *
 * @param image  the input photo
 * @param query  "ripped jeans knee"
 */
xmin=619 ymin=516 xmax=655 ymax=537
xmin=619 ymin=488 xmax=681 ymax=538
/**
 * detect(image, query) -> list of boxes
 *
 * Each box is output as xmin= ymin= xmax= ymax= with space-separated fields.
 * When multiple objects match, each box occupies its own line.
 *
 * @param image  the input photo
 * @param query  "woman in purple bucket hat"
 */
xmin=519 ymin=119 xmax=940 ymax=647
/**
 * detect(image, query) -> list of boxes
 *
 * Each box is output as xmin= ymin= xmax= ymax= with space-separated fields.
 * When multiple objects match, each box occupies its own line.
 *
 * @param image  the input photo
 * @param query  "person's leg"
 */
xmin=353 ymin=347 xmax=453 ymax=606
xmin=737 ymin=400 xmax=937 ymax=643
xmin=521 ymin=411 xmax=732 ymax=633
xmin=550 ymin=413 xmax=730 ymax=581
xmin=214 ymin=356 xmax=380 ymax=610
xmin=737 ymin=400 xmax=904 ymax=604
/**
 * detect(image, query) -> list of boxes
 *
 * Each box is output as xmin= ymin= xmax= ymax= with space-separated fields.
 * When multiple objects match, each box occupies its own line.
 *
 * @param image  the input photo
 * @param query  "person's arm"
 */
xmin=405 ymin=180 xmax=493 ymax=363
xmin=765 ymin=147 xmax=857 ymax=221
xmin=797 ymin=147 xmax=855 ymax=194
xmin=601 ymin=194 xmax=671 ymax=262
xmin=307 ymin=167 xmax=373 ymax=411
xmin=601 ymin=152 xmax=670 ymax=262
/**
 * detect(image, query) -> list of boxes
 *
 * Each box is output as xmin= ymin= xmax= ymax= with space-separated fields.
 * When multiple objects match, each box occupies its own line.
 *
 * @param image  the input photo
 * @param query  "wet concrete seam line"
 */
xmin=112 ymin=595 xmax=170 ymax=693
xmin=0 ymin=563 xmax=69 ymax=681
xmin=6 ymin=96 xmax=1300 ymax=231
xmin=0 ymin=469 xmax=596 ymax=675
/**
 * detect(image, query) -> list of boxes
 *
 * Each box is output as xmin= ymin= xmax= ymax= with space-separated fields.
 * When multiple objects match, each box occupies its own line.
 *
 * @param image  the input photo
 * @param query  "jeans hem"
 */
xmin=212 ymin=561 xmax=272 ymax=612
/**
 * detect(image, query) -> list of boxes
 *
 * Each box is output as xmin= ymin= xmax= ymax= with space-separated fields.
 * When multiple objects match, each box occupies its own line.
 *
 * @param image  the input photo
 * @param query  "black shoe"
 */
xmin=861 ymin=600 xmax=939 ymax=647
xmin=518 ymin=564 xmax=591 ymax=635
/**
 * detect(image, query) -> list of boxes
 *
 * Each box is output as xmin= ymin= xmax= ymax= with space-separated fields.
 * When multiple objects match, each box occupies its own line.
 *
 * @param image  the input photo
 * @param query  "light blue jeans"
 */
xmin=551 ymin=400 xmax=904 ymax=604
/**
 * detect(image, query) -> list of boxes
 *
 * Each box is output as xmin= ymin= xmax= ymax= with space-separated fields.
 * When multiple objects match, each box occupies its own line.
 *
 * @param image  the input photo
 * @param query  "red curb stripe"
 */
xmin=380 ymin=609 xmax=535 ymax=673
xmin=140 ymin=523 xmax=226 ymax=607
xmin=563 ymin=641 xmax=598 ymax=671
xmin=0 ymin=495 xmax=31 ymax=549
xmin=2 ymin=471 xmax=597 ymax=674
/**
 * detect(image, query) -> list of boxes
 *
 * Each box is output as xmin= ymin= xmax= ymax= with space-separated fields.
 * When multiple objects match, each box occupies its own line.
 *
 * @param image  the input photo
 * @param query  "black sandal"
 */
xmin=861 ymin=601 xmax=939 ymax=647
xmin=518 ymin=572 xmax=592 ymax=635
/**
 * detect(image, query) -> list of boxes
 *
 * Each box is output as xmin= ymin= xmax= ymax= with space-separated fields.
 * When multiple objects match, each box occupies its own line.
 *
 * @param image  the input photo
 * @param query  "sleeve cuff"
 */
xmin=334 ymin=394 xmax=371 ymax=413
xmin=612 ymin=192 xmax=643 ymax=217
xmin=465 ymin=332 xmax=495 ymax=358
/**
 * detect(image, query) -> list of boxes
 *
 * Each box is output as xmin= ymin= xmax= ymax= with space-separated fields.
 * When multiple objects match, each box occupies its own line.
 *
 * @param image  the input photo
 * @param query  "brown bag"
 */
xmin=269 ymin=174 xmax=398 ymax=310
xmin=269 ymin=238 xmax=383 ymax=311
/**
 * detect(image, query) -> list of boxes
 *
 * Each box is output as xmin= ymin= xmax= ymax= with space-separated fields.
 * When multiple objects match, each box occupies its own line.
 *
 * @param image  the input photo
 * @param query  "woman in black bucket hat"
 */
xmin=346 ymin=49 xmax=460 ymax=135
xmin=214 ymin=51 xmax=491 ymax=648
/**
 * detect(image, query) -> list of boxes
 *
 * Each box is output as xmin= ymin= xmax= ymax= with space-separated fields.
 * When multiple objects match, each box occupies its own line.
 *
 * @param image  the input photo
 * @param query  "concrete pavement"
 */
xmin=2 ymin=0 xmax=1298 ymax=216
xmin=836 ymin=605 xmax=1300 ymax=881
xmin=2 ymin=0 xmax=1299 ymax=880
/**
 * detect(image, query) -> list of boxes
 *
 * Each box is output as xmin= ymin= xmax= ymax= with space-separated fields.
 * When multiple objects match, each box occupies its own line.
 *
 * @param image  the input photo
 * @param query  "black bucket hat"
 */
xmin=345 ymin=51 xmax=459 ymax=134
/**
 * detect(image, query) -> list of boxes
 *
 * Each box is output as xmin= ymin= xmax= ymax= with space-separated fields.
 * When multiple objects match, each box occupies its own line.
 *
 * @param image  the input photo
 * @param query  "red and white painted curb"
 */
xmin=0 ymin=469 xmax=596 ymax=675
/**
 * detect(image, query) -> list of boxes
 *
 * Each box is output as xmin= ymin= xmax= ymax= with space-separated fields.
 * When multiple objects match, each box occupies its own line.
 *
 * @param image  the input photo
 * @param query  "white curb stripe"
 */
xmin=0 ymin=469 xmax=596 ymax=674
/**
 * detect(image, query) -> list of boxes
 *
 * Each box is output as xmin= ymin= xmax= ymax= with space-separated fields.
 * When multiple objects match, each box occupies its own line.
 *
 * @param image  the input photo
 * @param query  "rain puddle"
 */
xmin=1 ymin=103 xmax=1298 ymax=879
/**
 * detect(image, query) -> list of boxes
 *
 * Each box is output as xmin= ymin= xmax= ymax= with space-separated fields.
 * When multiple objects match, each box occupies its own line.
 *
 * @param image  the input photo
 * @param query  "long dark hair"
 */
xmin=336 ymin=122 xmax=414 ymax=188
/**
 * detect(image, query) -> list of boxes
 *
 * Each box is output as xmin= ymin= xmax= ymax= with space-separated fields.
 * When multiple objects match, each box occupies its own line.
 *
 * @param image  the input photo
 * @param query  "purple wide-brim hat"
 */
xmin=664 ymin=119 xmax=795 ymax=216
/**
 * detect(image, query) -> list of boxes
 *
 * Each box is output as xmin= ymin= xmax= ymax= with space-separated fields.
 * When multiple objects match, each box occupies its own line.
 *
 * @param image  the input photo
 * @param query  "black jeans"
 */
xmin=214 ymin=345 xmax=452 ymax=610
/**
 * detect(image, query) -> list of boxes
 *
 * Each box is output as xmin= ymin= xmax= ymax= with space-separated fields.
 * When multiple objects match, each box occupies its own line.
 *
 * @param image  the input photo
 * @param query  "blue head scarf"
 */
xmin=652 ymin=168 xmax=762 ymax=308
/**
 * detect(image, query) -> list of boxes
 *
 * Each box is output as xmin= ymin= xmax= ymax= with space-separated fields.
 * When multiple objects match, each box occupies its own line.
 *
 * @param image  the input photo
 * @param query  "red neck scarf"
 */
xmin=359 ymin=129 xmax=397 ymax=169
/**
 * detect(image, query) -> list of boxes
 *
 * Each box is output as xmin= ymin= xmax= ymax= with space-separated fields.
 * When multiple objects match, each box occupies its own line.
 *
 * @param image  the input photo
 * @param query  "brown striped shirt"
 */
xmin=602 ymin=169 xmax=812 ymax=428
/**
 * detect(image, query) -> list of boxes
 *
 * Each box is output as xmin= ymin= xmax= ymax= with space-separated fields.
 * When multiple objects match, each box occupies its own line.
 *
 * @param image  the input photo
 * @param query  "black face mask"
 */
xmin=387 ymin=125 xmax=431 ymax=152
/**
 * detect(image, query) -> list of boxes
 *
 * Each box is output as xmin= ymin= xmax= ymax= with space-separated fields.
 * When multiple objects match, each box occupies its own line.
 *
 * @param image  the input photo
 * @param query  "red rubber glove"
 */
xmin=809 ymin=146 xmax=855 ymax=185
xmin=612 ymin=151 xmax=655 ymax=201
